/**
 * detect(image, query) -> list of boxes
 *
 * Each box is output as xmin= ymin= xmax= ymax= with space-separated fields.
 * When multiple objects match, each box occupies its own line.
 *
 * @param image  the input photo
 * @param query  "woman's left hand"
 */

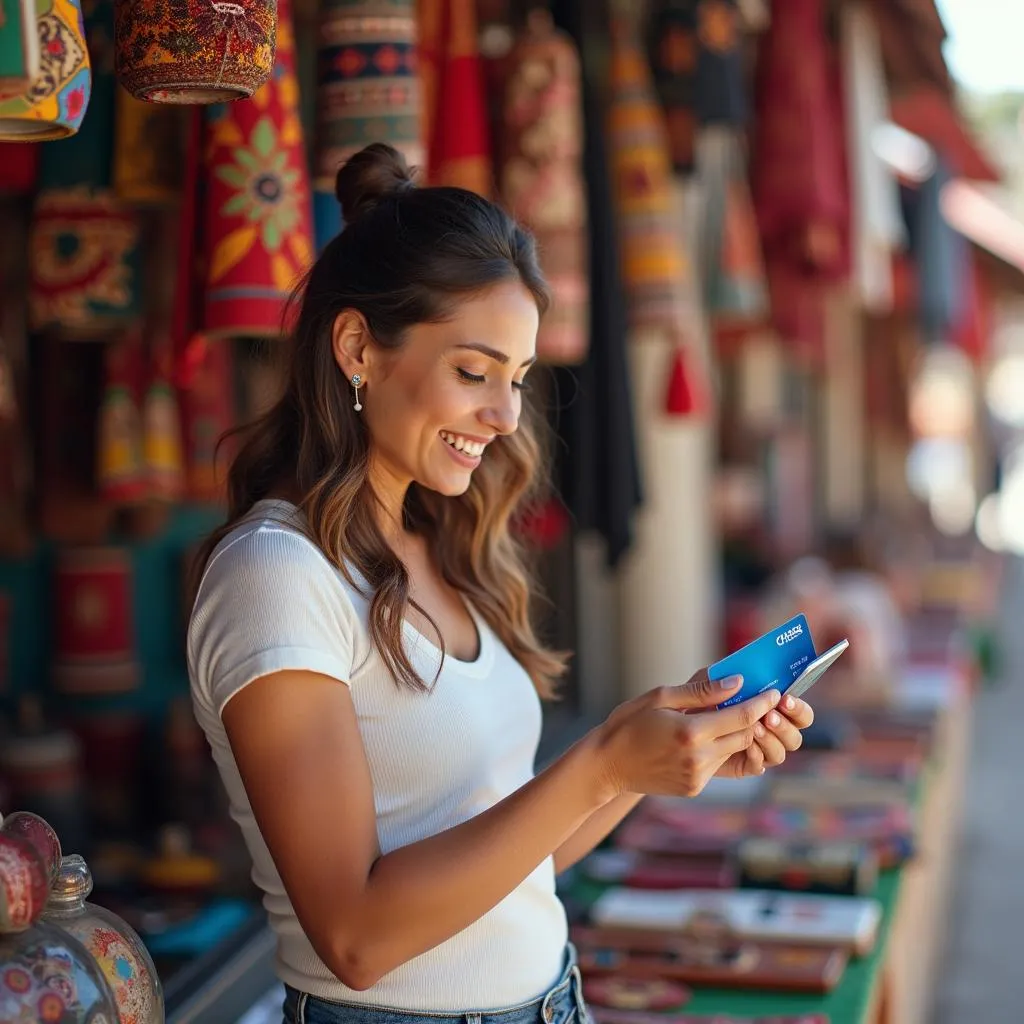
xmin=715 ymin=693 xmax=814 ymax=779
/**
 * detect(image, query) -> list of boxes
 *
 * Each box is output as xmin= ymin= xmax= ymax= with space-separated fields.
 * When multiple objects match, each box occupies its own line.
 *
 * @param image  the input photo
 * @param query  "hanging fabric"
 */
xmin=112 ymin=86 xmax=183 ymax=206
xmin=28 ymin=0 xmax=143 ymax=338
xmin=901 ymin=159 xmax=968 ymax=345
xmin=201 ymin=0 xmax=315 ymax=339
xmin=0 ymin=0 xmax=91 ymax=140
xmin=549 ymin=0 xmax=642 ymax=567
xmin=498 ymin=9 xmax=589 ymax=365
xmin=96 ymin=331 xmax=147 ymax=507
xmin=0 ymin=142 xmax=39 ymax=194
xmin=647 ymin=0 xmax=698 ymax=174
xmin=142 ymin=332 xmax=186 ymax=502
xmin=312 ymin=0 xmax=423 ymax=249
xmin=840 ymin=2 xmax=904 ymax=314
xmin=113 ymin=0 xmax=276 ymax=103
xmin=179 ymin=336 xmax=236 ymax=503
xmin=606 ymin=7 xmax=690 ymax=333
xmin=417 ymin=0 xmax=491 ymax=193
xmin=751 ymin=0 xmax=849 ymax=364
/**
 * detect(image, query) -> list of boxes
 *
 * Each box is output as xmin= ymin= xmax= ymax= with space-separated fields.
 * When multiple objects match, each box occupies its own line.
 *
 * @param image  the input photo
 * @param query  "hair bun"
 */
xmin=335 ymin=143 xmax=416 ymax=223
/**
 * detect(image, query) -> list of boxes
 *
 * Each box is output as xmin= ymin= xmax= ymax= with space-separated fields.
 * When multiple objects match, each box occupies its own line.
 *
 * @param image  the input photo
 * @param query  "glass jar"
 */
xmin=0 ymin=811 xmax=62 ymax=932
xmin=43 ymin=854 xmax=164 ymax=1024
xmin=0 ymin=918 xmax=119 ymax=1023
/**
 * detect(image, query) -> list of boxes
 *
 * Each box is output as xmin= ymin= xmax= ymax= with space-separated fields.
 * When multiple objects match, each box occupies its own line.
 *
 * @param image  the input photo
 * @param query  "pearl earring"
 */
xmin=351 ymin=374 xmax=363 ymax=411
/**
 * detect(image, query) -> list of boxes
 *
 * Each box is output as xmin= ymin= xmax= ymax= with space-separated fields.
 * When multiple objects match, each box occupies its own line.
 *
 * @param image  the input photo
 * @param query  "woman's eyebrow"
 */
xmin=451 ymin=342 xmax=536 ymax=368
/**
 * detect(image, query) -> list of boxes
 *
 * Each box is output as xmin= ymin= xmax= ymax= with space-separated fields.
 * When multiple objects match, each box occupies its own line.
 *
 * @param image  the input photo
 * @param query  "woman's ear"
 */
xmin=331 ymin=309 xmax=372 ymax=381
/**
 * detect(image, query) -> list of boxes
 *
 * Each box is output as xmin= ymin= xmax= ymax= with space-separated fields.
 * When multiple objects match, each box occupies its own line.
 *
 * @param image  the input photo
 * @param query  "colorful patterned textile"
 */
xmin=29 ymin=0 xmax=143 ymax=336
xmin=313 ymin=0 xmax=423 ymax=185
xmin=201 ymin=0 xmax=314 ymax=339
xmin=499 ymin=9 xmax=588 ymax=364
xmin=28 ymin=188 xmax=142 ymax=335
xmin=114 ymin=0 xmax=276 ymax=103
xmin=417 ymin=0 xmax=491 ymax=193
xmin=607 ymin=12 xmax=690 ymax=333
xmin=0 ymin=0 xmax=91 ymax=141
xmin=648 ymin=0 xmax=747 ymax=172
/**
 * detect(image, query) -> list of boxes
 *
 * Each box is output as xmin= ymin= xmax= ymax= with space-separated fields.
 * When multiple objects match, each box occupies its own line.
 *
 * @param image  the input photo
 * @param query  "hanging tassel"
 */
xmin=97 ymin=333 xmax=147 ymax=506
xmin=664 ymin=342 xmax=709 ymax=418
xmin=143 ymin=333 xmax=185 ymax=502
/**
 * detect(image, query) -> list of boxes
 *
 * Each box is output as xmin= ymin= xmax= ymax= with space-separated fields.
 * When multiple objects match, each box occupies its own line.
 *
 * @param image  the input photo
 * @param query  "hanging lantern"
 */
xmin=142 ymin=334 xmax=186 ymax=501
xmin=498 ymin=10 xmax=589 ymax=365
xmin=113 ymin=0 xmax=276 ymax=104
xmin=0 ymin=0 xmax=91 ymax=141
xmin=201 ymin=0 xmax=314 ymax=338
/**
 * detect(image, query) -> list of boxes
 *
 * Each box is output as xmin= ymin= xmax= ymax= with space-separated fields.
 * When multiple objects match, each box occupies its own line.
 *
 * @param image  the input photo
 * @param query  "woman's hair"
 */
xmin=193 ymin=143 xmax=568 ymax=698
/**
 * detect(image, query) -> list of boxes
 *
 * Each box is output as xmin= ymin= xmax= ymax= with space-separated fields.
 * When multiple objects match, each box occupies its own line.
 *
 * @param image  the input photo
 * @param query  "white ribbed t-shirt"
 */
xmin=186 ymin=500 xmax=568 ymax=1010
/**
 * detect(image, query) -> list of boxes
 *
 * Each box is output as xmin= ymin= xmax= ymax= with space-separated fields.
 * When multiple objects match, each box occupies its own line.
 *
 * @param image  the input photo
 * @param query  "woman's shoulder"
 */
xmin=194 ymin=500 xmax=367 ymax=621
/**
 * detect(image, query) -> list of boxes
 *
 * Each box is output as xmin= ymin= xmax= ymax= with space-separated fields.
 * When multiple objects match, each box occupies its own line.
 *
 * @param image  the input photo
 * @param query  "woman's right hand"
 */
xmin=592 ymin=671 xmax=781 ymax=800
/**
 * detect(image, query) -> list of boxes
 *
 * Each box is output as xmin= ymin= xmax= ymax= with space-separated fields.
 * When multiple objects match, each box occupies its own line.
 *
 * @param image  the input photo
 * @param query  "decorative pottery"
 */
xmin=201 ymin=0 xmax=314 ymax=338
xmin=0 ymin=812 xmax=62 ymax=933
xmin=114 ymin=0 xmax=276 ymax=103
xmin=43 ymin=854 xmax=164 ymax=1024
xmin=0 ymin=0 xmax=40 ymax=97
xmin=0 ymin=919 xmax=118 ymax=1023
xmin=0 ymin=0 xmax=91 ymax=141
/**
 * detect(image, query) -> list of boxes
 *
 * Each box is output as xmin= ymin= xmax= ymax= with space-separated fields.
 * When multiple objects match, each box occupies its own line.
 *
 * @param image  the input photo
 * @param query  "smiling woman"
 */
xmin=184 ymin=142 xmax=813 ymax=1024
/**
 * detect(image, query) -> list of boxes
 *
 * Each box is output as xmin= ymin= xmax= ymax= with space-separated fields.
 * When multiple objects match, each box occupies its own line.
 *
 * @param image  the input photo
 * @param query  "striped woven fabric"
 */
xmin=607 ymin=14 xmax=690 ymax=333
xmin=314 ymin=0 xmax=424 ymax=188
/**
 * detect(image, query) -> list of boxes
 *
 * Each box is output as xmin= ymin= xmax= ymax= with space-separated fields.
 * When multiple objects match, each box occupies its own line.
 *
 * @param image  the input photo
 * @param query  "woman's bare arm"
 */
xmin=222 ymin=669 xmax=611 ymax=991
xmin=552 ymin=793 xmax=644 ymax=874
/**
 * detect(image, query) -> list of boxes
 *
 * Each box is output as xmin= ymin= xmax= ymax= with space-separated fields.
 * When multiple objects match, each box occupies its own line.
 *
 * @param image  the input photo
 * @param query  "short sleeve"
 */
xmin=188 ymin=525 xmax=359 ymax=717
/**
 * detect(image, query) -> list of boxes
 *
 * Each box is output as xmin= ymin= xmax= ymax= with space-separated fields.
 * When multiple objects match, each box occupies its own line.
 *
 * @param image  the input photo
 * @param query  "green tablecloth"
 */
xmin=568 ymin=865 xmax=903 ymax=1024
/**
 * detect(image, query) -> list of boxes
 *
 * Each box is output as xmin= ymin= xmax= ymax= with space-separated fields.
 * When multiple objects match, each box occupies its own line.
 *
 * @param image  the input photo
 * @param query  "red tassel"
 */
xmin=513 ymin=498 xmax=570 ymax=550
xmin=664 ymin=345 xmax=708 ymax=418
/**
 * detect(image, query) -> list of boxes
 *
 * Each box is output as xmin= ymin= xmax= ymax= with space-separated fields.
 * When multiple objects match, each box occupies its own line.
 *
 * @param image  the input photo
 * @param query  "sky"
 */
xmin=937 ymin=0 xmax=1024 ymax=94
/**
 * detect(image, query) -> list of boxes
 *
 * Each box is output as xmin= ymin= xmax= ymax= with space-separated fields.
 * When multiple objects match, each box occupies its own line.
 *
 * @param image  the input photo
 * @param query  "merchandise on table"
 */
xmin=733 ymin=838 xmax=878 ymax=897
xmin=572 ymin=923 xmax=848 ymax=994
xmin=581 ymin=848 xmax=735 ymax=890
xmin=588 ymin=888 xmax=882 ymax=956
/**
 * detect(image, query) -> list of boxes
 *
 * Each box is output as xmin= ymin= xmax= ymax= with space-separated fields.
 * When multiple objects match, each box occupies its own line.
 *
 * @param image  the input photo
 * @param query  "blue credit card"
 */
xmin=709 ymin=614 xmax=817 ymax=708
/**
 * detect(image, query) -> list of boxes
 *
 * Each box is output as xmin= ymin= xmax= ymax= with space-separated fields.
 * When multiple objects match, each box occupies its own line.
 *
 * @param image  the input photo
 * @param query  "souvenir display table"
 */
xmin=563 ymin=660 xmax=973 ymax=1024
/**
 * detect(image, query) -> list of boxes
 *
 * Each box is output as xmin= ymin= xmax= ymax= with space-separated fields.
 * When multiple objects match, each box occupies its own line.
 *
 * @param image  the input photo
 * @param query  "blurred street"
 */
xmin=934 ymin=555 xmax=1024 ymax=1023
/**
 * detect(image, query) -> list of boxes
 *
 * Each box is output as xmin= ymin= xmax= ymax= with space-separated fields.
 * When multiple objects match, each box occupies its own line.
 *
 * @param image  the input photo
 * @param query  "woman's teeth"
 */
xmin=440 ymin=431 xmax=486 ymax=457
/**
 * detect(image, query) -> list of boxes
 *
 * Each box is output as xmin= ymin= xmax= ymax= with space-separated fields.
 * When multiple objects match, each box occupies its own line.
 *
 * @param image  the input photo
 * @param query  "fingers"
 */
xmin=743 ymin=740 xmax=766 ymax=776
xmin=698 ymin=688 xmax=781 ymax=740
xmin=653 ymin=671 xmax=744 ymax=712
xmin=778 ymin=693 xmax=814 ymax=729
xmin=763 ymin=706 xmax=804 ymax=754
xmin=753 ymin=719 xmax=788 ymax=767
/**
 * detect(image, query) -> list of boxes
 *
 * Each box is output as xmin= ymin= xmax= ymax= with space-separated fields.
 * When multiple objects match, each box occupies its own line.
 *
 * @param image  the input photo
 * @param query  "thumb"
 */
xmin=655 ymin=671 xmax=744 ymax=711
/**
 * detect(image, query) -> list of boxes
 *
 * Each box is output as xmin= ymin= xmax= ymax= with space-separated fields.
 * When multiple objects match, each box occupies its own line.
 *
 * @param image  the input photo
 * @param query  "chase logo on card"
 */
xmin=709 ymin=614 xmax=816 ymax=708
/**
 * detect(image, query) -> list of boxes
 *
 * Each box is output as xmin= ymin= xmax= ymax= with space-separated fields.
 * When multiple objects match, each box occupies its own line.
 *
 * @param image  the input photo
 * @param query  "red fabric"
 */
xmin=751 ymin=0 xmax=850 ymax=364
xmin=0 ymin=143 xmax=39 ymax=195
xmin=513 ymin=497 xmax=570 ymax=550
xmin=953 ymin=255 xmax=993 ymax=364
xmin=201 ymin=0 xmax=314 ymax=339
xmin=54 ymin=550 xmax=134 ymax=662
xmin=418 ymin=0 xmax=492 ymax=194
xmin=663 ymin=344 xmax=709 ymax=418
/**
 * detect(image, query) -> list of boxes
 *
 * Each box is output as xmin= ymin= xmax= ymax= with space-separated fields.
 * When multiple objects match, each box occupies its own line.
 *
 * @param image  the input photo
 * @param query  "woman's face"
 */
xmin=342 ymin=280 xmax=539 ymax=499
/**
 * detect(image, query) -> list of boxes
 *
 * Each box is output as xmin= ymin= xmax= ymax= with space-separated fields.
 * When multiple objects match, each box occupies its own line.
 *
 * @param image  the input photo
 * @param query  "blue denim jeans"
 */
xmin=282 ymin=945 xmax=590 ymax=1024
